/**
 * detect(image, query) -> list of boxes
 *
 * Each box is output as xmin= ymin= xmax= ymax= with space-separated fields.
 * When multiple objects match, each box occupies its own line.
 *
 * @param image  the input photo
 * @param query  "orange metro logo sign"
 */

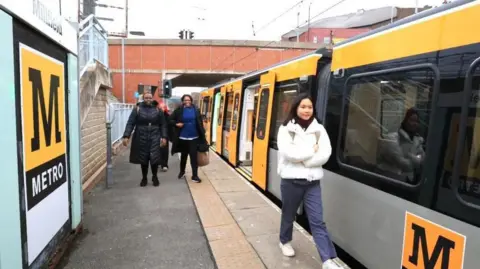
xmin=401 ymin=212 xmax=466 ymax=269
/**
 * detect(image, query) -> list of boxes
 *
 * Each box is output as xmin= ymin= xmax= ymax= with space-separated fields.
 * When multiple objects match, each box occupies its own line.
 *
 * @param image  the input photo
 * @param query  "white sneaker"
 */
xmin=322 ymin=259 xmax=344 ymax=269
xmin=279 ymin=242 xmax=295 ymax=257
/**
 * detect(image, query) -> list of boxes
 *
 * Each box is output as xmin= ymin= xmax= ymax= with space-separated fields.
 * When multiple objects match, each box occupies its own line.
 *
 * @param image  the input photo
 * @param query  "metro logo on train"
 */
xmin=401 ymin=212 xmax=466 ymax=269
xmin=20 ymin=43 xmax=67 ymax=210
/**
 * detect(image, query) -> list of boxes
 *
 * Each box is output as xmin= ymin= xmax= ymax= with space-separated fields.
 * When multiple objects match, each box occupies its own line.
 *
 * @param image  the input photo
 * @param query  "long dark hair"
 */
xmin=181 ymin=94 xmax=193 ymax=102
xmin=282 ymin=93 xmax=318 ymax=126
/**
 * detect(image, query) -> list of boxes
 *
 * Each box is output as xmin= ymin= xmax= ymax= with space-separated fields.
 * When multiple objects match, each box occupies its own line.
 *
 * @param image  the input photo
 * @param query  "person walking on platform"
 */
xmin=169 ymin=94 xmax=207 ymax=183
xmin=276 ymin=93 xmax=341 ymax=269
xmin=159 ymin=102 xmax=172 ymax=172
xmin=122 ymin=91 xmax=168 ymax=187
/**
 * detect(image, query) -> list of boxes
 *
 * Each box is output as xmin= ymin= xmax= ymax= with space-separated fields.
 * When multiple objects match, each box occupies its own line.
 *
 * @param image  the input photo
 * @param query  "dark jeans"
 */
xmin=280 ymin=178 xmax=337 ymax=262
xmin=160 ymin=141 xmax=169 ymax=168
xmin=179 ymin=138 xmax=198 ymax=178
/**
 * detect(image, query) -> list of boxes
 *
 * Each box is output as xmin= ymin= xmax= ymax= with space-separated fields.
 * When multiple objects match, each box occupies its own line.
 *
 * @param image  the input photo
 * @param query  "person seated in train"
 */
xmin=276 ymin=93 xmax=342 ymax=269
xmin=377 ymin=108 xmax=425 ymax=184
xmin=121 ymin=91 xmax=168 ymax=187
xmin=169 ymin=94 xmax=208 ymax=183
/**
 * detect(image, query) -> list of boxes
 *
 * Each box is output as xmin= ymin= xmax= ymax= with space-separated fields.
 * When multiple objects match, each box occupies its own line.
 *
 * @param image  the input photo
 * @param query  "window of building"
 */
xmin=256 ymin=89 xmax=270 ymax=140
xmin=270 ymin=84 xmax=298 ymax=142
xmin=232 ymin=93 xmax=240 ymax=131
xmin=339 ymin=68 xmax=435 ymax=185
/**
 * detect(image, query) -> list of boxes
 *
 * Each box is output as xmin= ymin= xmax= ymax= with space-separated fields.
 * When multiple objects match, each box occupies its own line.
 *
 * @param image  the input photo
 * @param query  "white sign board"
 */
xmin=0 ymin=0 xmax=78 ymax=54
xmin=19 ymin=43 xmax=69 ymax=265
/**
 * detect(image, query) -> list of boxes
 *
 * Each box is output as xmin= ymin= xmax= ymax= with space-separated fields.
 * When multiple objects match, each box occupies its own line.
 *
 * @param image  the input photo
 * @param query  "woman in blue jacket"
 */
xmin=169 ymin=94 xmax=207 ymax=183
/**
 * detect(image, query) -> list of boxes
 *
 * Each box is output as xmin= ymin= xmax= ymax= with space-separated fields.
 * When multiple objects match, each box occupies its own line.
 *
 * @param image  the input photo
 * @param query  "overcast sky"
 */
xmin=91 ymin=0 xmax=446 ymax=40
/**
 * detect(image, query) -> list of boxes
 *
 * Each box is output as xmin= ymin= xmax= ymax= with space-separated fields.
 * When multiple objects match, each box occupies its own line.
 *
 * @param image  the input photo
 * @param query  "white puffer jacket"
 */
xmin=277 ymin=119 xmax=332 ymax=181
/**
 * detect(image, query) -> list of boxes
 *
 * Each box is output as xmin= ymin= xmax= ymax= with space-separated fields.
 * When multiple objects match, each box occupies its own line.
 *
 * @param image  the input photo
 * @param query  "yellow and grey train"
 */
xmin=199 ymin=1 xmax=480 ymax=268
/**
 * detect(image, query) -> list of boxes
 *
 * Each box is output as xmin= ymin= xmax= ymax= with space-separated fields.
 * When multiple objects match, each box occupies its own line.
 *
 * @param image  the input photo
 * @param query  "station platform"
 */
xmin=60 ymin=147 xmax=324 ymax=269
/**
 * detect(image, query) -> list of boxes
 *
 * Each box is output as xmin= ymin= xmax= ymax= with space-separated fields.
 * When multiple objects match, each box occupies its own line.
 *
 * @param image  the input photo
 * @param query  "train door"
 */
xmin=211 ymin=90 xmax=221 ymax=147
xmin=237 ymin=84 xmax=260 ymax=177
xmin=228 ymin=81 xmax=243 ymax=165
xmin=252 ymin=72 xmax=276 ymax=190
xmin=216 ymin=87 xmax=226 ymax=154
xmin=222 ymin=85 xmax=234 ymax=158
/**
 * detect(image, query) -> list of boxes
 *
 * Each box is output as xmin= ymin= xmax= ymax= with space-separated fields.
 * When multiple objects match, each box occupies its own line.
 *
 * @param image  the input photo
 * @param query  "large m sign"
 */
xmin=29 ymin=68 xmax=62 ymax=152
xmin=401 ymin=212 xmax=466 ymax=269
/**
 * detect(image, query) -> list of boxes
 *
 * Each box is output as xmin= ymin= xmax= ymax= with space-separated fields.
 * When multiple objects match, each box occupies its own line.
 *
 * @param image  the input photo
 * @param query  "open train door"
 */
xmin=216 ymin=86 xmax=227 ymax=154
xmin=228 ymin=80 xmax=243 ymax=165
xmin=252 ymin=72 xmax=275 ymax=190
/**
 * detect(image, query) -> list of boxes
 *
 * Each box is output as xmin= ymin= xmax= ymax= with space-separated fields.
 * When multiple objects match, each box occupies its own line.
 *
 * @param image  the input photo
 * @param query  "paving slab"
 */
xmin=188 ymin=151 xmax=323 ymax=269
xmin=59 ymin=148 xmax=216 ymax=269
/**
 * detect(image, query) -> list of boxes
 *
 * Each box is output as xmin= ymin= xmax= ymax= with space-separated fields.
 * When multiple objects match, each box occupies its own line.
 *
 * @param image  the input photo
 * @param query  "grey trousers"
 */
xmin=279 ymin=178 xmax=337 ymax=262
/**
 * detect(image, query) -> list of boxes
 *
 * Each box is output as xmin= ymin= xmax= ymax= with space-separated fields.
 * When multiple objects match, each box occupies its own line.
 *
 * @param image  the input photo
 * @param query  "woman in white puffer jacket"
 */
xmin=277 ymin=94 xmax=340 ymax=269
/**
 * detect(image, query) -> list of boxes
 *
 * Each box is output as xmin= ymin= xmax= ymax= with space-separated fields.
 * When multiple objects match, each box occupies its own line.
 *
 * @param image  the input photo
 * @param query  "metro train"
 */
xmin=198 ymin=1 xmax=480 ymax=268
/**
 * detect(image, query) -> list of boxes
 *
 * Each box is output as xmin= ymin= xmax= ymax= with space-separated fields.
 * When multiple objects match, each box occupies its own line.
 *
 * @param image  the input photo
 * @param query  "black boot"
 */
xmin=152 ymin=175 xmax=160 ymax=187
xmin=140 ymin=164 xmax=148 ymax=187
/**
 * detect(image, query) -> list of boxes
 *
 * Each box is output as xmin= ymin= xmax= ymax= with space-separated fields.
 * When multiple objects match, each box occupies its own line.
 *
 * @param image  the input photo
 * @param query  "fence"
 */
xmin=107 ymin=103 xmax=136 ymax=145
xmin=79 ymin=14 xmax=109 ymax=76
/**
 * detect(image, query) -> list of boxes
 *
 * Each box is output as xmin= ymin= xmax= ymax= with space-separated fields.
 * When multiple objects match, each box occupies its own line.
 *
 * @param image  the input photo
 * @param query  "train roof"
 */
xmin=334 ymin=0 xmax=475 ymax=49
xmin=206 ymin=47 xmax=331 ymax=90
xmin=331 ymin=0 xmax=479 ymax=70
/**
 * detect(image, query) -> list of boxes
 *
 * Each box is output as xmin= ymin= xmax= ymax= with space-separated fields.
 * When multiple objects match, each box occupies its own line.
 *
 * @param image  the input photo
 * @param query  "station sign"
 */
xmin=18 ymin=42 xmax=69 ymax=265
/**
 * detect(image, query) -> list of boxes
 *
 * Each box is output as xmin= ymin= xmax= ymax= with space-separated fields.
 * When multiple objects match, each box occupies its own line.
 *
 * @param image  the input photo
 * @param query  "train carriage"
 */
xmin=199 ymin=1 xmax=480 ymax=268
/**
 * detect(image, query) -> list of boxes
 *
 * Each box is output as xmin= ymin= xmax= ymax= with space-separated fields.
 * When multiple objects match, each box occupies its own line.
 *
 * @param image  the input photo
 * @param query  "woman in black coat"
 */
xmin=122 ymin=91 xmax=168 ymax=187
xmin=169 ymin=94 xmax=207 ymax=183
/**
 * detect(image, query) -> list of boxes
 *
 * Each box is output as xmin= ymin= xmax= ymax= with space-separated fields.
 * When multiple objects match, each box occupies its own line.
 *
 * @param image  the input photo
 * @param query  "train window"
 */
xmin=340 ymin=69 xmax=435 ymax=185
xmin=270 ymin=84 xmax=298 ymax=142
xmin=224 ymin=92 xmax=234 ymax=130
xmin=439 ymin=62 xmax=480 ymax=205
xmin=218 ymin=95 xmax=224 ymax=126
xmin=256 ymin=89 xmax=270 ymax=140
xmin=202 ymin=96 xmax=210 ymax=119
xmin=232 ymin=93 xmax=240 ymax=131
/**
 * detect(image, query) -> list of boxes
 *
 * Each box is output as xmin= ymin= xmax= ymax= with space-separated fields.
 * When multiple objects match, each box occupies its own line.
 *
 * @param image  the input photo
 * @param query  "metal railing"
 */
xmin=107 ymin=103 xmax=136 ymax=145
xmin=79 ymin=14 xmax=109 ymax=76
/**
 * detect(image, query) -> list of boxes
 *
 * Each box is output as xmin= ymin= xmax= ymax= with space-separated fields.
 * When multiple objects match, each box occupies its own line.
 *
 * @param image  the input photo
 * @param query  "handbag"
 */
xmin=197 ymin=151 xmax=210 ymax=167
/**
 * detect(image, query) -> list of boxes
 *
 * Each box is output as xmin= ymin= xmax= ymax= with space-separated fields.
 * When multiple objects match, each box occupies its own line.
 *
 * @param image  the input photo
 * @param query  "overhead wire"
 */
xmin=298 ymin=0 xmax=347 ymax=28
xmin=254 ymin=0 xmax=305 ymax=36
xmin=212 ymin=0 xmax=306 ymax=70
xmin=219 ymin=0 xmax=349 ymax=72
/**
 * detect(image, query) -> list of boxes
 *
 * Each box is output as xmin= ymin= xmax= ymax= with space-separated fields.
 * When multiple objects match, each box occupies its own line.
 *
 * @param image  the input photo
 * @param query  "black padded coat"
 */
xmin=123 ymin=101 xmax=168 ymax=165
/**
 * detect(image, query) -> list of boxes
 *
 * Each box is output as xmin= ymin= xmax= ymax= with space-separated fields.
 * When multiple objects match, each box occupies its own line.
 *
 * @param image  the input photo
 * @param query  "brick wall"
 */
xmin=81 ymin=89 xmax=107 ymax=183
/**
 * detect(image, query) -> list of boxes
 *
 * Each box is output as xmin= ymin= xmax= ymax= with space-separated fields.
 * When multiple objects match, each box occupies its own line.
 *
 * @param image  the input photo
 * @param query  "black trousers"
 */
xmin=160 ymin=141 xmax=169 ymax=168
xmin=179 ymin=138 xmax=198 ymax=178
xmin=141 ymin=162 xmax=158 ymax=178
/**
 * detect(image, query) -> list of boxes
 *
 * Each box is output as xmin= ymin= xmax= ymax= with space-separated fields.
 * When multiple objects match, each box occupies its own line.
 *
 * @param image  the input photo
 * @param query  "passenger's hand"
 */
xmin=313 ymin=144 xmax=319 ymax=152
xmin=160 ymin=138 xmax=167 ymax=147
xmin=122 ymin=138 xmax=129 ymax=146
xmin=176 ymin=122 xmax=184 ymax=128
